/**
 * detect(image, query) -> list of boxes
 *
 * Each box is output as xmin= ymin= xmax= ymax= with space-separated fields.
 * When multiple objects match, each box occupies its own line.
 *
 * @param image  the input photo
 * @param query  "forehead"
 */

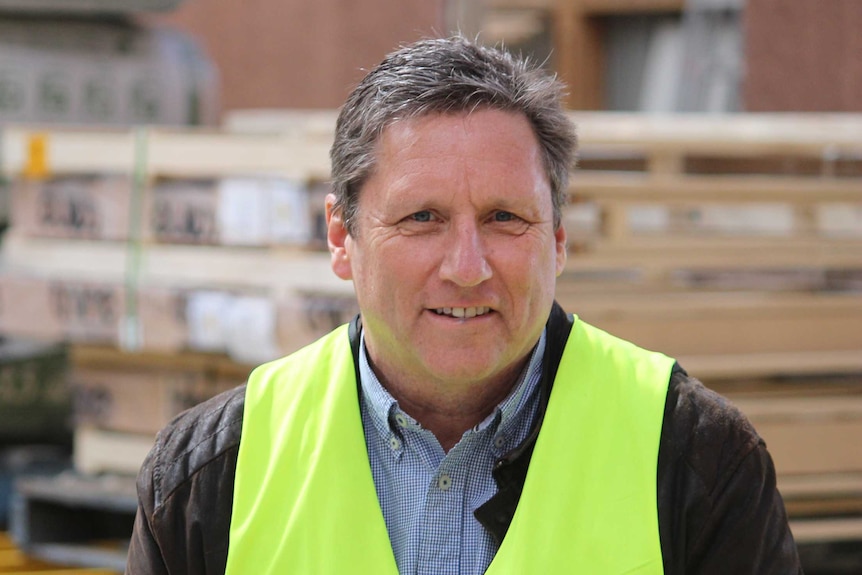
xmin=371 ymin=109 xmax=547 ymax=186
xmin=349 ymin=109 xmax=554 ymax=229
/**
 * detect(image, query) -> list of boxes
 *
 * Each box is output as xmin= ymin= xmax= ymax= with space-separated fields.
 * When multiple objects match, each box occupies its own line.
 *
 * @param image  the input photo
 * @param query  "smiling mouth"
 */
xmin=432 ymin=306 xmax=492 ymax=319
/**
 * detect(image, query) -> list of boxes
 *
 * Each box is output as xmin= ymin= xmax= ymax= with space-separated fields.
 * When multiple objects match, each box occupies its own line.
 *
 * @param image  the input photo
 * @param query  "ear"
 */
xmin=326 ymin=193 xmax=353 ymax=281
xmin=554 ymin=222 xmax=567 ymax=277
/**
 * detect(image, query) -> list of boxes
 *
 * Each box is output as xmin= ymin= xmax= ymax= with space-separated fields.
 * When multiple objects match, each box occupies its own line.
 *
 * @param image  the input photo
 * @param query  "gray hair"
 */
xmin=329 ymin=36 xmax=577 ymax=235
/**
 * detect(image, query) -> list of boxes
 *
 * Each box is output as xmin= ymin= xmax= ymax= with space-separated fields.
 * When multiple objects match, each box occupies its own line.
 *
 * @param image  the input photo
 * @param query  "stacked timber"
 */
xmin=227 ymin=110 xmax=862 ymax=547
xmin=0 ymin=126 xmax=356 ymax=480
xmin=1 ymin=112 xmax=861 ymax=555
xmin=557 ymin=113 xmax=862 ymax=546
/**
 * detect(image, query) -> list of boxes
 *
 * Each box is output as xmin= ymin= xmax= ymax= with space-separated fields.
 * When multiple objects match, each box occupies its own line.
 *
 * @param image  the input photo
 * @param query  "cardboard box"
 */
xmin=0 ymin=272 xmax=358 ymax=361
xmin=0 ymin=273 xmax=189 ymax=351
xmin=10 ymin=175 xmax=138 ymax=241
xmin=277 ymin=290 xmax=359 ymax=355
xmin=151 ymin=176 xmax=320 ymax=247
xmin=150 ymin=179 xmax=219 ymax=244
xmin=72 ymin=365 xmax=234 ymax=435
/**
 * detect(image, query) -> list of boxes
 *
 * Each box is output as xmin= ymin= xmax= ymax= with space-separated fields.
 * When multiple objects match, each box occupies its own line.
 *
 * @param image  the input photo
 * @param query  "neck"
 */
xmin=369 ymin=357 xmax=529 ymax=452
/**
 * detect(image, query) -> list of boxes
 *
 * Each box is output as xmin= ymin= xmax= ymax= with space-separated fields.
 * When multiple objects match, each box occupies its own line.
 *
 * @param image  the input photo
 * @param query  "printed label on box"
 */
xmin=218 ymin=178 xmax=270 ymax=246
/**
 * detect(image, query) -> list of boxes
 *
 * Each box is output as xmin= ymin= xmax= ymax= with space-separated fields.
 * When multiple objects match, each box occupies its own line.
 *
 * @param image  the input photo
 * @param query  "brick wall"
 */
xmin=150 ymin=0 xmax=445 ymax=114
xmin=744 ymin=0 xmax=862 ymax=111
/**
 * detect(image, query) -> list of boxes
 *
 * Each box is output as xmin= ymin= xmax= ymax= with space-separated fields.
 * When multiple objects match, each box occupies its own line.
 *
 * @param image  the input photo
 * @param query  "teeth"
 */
xmin=434 ymin=306 xmax=490 ymax=318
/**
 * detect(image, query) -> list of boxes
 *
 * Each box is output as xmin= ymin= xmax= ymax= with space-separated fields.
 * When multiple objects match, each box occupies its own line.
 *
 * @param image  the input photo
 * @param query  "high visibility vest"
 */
xmin=226 ymin=317 xmax=673 ymax=574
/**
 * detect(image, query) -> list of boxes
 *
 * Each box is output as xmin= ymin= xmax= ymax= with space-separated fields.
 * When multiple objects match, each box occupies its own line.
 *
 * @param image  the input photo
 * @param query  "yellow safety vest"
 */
xmin=226 ymin=316 xmax=673 ymax=574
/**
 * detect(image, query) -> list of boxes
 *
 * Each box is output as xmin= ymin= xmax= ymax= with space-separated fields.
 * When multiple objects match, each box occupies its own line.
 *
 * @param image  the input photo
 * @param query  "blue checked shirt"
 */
xmin=359 ymin=330 xmax=546 ymax=575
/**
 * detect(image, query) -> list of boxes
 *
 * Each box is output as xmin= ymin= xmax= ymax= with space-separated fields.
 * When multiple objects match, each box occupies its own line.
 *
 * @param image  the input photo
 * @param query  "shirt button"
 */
xmin=389 ymin=436 xmax=402 ymax=451
xmin=494 ymin=435 xmax=506 ymax=449
xmin=438 ymin=473 xmax=452 ymax=491
xmin=394 ymin=413 xmax=409 ymax=428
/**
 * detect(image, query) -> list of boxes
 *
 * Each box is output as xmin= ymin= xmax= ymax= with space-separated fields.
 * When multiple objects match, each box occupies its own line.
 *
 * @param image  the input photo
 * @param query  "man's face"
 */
xmin=327 ymin=109 xmax=567 ymax=392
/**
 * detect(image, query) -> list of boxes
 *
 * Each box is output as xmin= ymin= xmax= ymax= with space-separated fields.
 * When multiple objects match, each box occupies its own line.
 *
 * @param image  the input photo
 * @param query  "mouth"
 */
xmin=432 ymin=306 xmax=492 ymax=319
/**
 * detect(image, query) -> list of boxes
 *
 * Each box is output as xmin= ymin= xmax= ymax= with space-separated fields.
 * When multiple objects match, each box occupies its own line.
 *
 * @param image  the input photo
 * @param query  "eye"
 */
xmin=410 ymin=210 xmax=433 ymax=222
xmin=489 ymin=210 xmax=530 ymax=235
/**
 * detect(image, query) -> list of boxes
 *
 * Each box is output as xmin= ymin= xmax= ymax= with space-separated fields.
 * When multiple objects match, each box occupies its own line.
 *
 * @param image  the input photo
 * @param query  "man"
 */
xmin=127 ymin=37 xmax=802 ymax=574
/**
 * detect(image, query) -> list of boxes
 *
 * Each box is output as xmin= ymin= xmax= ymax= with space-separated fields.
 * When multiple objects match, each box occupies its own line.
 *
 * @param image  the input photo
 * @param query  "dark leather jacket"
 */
xmin=127 ymin=304 xmax=803 ymax=574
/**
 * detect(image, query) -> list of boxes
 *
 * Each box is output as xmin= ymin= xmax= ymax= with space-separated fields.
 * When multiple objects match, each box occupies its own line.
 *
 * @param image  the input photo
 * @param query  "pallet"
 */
xmin=1 ymin=531 xmax=119 ymax=574
xmin=220 ymin=110 xmax=862 ymax=289
xmin=563 ymin=291 xmax=862 ymax=368
xmin=1 ymin=126 xmax=331 ymax=181
xmin=562 ymin=114 xmax=862 ymax=291
xmin=8 ymin=474 xmax=135 ymax=573
xmin=718 ymin=380 xmax=862 ymax=546
xmin=3 ymin=114 xmax=861 ymax=554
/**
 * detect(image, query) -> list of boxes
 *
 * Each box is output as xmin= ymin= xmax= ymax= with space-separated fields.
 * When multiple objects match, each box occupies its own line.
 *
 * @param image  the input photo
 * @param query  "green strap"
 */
xmin=122 ymin=127 xmax=147 ymax=351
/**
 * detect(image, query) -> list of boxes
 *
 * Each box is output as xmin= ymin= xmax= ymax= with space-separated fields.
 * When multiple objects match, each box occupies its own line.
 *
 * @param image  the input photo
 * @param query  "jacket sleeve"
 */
xmin=658 ymin=369 xmax=803 ymax=575
xmin=126 ymin=449 xmax=170 ymax=575
xmin=125 ymin=386 xmax=246 ymax=575
xmin=686 ymin=440 xmax=802 ymax=574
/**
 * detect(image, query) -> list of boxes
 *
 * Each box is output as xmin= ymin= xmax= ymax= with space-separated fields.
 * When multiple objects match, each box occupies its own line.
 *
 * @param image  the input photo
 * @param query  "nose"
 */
xmin=439 ymin=220 xmax=493 ymax=287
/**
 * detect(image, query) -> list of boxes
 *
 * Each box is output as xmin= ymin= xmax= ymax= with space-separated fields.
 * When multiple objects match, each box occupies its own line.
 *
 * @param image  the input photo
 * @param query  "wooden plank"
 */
xmin=1 ymin=128 xmax=135 ymax=176
xmin=730 ymin=396 xmax=862 ymax=421
xmin=215 ymin=110 xmax=862 ymax=153
xmin=1 ymin=127 xmax=331 ymax=181
xmin=73 ymin=428 xmax=153 ymax=476
xmin=574 ymin=0 xmax=684 ymax=15
xmin=71 ymin=345 xmax=251 ymax=379
xmin=680 ymin=350 xmax=862 ymax=380
xmin=571 ymin=173 xmax=862 ymax=202
xmin=559 ymin=292 xmax=862 ymax=358
xmin=560 ymin=290 xmax=862 ymax=316
xmin=779 ymin=474 xmax=862 ymax=499
xmin=147 ymin=130 xmax=331 ymax=180
xmin=570 ymin=112 xmax=862 ymax=151
xmin=553 ymin=2 xmax=604 ymax=110
xmin=751 ymin=421 xmax=862 ymax=476
xmin=0 ymin=235 xmax=351 ymax=294
xmin=565 ymin=237 xmax=862 ymax=270
xmin=5 ymin=117 xmax=862 ymax=182
xmin=790 ymin=517 xmax=862 ymax=543
xmin=223 ymin=109 xmax=338 ymax=137
xmin=786 ymin=497 xmax=862 ymax=517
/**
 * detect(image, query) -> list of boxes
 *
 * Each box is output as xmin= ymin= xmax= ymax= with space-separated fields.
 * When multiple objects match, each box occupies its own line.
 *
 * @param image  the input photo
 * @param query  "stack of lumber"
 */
xmin=556 ymin=113 xmax=862 ymax=376
xmin=555 ymin=113 xmax=862 ymax=545
xmin=0 ymin=127 xmax=353 ymax=357
xmin=227 ymin=110 xmax=862 ymax=546
xmin=1 ymin=112 xmax=861 ymax=553
xmin=0 ymin=126 xmax=355 ymax=479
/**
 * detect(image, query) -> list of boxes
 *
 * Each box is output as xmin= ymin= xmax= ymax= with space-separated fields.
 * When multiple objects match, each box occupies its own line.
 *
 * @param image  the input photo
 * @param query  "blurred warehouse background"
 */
xmin=0 ymin=0 xmax=861 ymax=573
